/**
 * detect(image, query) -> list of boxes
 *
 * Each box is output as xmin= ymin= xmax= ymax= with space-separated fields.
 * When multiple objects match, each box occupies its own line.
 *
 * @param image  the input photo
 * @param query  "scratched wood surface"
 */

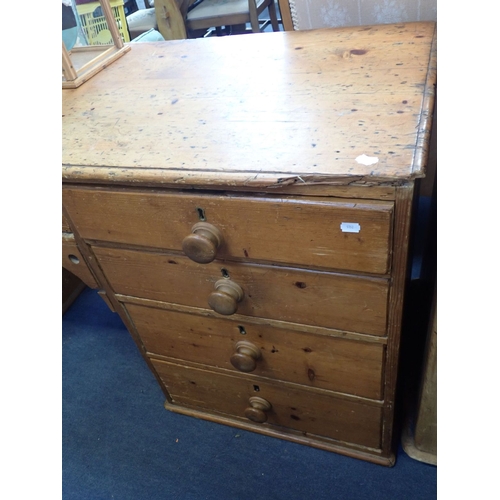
xmin=152 ymin=358 xmax=383 ymax=449
xmin=63 ymin=187 xmax=394 ymax=274
xmin=92 ymin=247 xmax=389 ymax=335
xmin=126 ymin=303 xmax=386 ymax=399
xmin=62 ymin=22 xmax=437 ymax=188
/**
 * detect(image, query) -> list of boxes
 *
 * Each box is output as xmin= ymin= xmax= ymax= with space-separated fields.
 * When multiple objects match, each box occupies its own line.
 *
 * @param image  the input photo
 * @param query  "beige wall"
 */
xmin=288 ymin=0 xmax=437 ymax=30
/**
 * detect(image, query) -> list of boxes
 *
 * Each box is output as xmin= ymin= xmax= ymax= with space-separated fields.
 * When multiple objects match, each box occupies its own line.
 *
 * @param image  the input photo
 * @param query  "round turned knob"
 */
xmin=244 ymin=396 xmax=272 ymax=423
xmin=208 ymin=279 xmax=244 ymax=316
xmin=182 ymin=222 xmax=223 ymax=264
xmin=230 ymin=341 xmax=262 ymax=372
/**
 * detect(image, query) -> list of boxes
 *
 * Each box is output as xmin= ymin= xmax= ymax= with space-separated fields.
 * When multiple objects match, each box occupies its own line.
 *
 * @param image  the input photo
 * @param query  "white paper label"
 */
xmin=355 ymin=154 xmax=379 ymax=166
xmin=340 ymin=222 xmax=361 ymax=233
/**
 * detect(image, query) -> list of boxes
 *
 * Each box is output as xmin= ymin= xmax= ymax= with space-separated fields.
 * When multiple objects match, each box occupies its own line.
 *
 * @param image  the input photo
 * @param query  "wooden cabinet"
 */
xmin=62 ymin=22 xmax=436 ymax=466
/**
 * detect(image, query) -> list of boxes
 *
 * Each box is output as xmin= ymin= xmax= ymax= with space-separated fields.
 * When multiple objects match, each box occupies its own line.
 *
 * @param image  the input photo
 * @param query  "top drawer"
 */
xmin=63 ymin=187 xmax=393 ymax=274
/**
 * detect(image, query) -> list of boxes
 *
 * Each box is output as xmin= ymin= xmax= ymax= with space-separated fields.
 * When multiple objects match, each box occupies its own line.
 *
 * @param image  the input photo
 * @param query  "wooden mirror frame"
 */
xmin=62 ymin=0 xmax=131 ymax=89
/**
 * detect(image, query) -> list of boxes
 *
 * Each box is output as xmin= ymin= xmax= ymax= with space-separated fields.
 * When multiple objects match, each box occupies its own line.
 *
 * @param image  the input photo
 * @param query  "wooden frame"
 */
xmin=277 ymin=0 xmax=294 ymax=30
xmin=62 ymin=0 xmax=131 ymax=89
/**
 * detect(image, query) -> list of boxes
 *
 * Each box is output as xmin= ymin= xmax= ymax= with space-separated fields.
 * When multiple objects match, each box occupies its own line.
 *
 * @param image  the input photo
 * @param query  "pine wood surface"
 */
xmin=93 ymin=246 xmax=389 ymax=335
xmin=152 ymin=358 xmax=383 ymax=449
xmin=414 ymin=291 xmax=437 ymax=456
xmin=277 ymin=0 xmax=293 ymax=31
xmin=62 ymin=234 xmax=98 ymax=288
xmin=62 ymin=214 xmax=71 ymax=232
xmin=62 ymin=22 xmax=436 ymax=188
xmin=162 ymin=399 xmax=393 ymax=464
xmin=380 ymin=185 xmax=415 ymax=452
xmin=63 ymin=187 xmax=393 ymax=274
xmin=61 ymin=22 xmax=437 ymax=465
xmin=116 ymin=294 xmax=388 ymax=344
xmin=126 ymin=303 xmax=385 ymax=399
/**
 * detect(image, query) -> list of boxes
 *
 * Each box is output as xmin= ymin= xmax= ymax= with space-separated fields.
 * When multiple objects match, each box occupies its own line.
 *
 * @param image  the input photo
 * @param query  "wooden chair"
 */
xmin=276 ymin=0 xmax=293 ymax=30
xmin=151 ymin=0 xmax=280 ymax=38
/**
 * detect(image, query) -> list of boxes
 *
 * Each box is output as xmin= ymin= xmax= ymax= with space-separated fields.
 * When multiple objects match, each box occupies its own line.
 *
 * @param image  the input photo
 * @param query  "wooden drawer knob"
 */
xmin=208 ymin=279 xmax=244 ymax=315
xmin=244 ymin=396 xmax=272 ymax=423
xmin=182 ymin=222 xmax=223 ymax=264
xmin=230 ymin=341 xmax=261 ymax=372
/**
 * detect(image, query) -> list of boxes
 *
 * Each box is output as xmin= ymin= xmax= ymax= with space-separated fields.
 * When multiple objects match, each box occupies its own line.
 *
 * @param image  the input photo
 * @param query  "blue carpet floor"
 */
xmin=63 ymin=287 xmax=437 ymax=500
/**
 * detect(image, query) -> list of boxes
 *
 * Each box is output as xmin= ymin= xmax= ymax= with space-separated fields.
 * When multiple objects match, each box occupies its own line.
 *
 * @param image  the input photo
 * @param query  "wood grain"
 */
xmin=62 ymin=22 xmax=437 ymax=187
xmin=414 ymin=289 xmax=437 ymax=457
xmin=62 ymin=214 xmax=71 ymax=233
xmin=62 ymin=234 xmax=98 ymax=288
xmin=93 ymin=247 xmax=389 ymax=335
xmin=116 ymin=294 xmax=388 ymax=344
xmin=61 ymin=22 xmax=437 ymax=465
xmin=163 ymin=400 xmax=393 ymax=464
xmin=277 ymin=0 xmax=293 ymax=30
xmin=126 ymin=303 xmax=386 ymax=399
xmin=63 ymin=187 xmax=393 ymax=273
xmin=381 ymin=184 xmax=415 ymax=453
xmin=152 ymin=358 xmax=383 ymax=449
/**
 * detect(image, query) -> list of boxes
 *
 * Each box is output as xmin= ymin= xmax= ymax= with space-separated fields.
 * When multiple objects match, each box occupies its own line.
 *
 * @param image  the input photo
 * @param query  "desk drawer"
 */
xmin=63 ymin=188 xmax=393 ymax=274
xmin=62 ymin=234 xmax=98 ymax=289
xmin=95 ymin=247 xmax=389 ymax=335
xmin=152 ymin=359 xmax=383 ymax=449
xmin=127 ymin=304 xmax=385 ymax=399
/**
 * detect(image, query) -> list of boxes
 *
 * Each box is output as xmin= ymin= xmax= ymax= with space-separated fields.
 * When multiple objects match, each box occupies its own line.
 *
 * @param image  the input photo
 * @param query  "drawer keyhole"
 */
xmin=196 ymin=207 xmax=206 ymax=221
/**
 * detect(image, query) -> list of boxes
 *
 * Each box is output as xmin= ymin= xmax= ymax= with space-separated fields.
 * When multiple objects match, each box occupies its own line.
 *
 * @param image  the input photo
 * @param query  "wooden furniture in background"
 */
xmin=62 ymin=0 xmax=130 ymax=88
xmin=62 ymin=269 xmax=86 ymax=314
xmin=62 ymin=22 xmax=437 ymax=465
xmin=62 ymin=214 xmax=99 ymax=313
xmin=185 ymin=0 xmax=279 ymax=33
xmin=277 ymin=0 xmax=293 ymax=30
xmin=402 ymin=287 xmax=437 ymax=465
xmin=414 ymin=293 xmax=437 ymax=461
xmin=151 ymin=0 xmax=279 ymax=39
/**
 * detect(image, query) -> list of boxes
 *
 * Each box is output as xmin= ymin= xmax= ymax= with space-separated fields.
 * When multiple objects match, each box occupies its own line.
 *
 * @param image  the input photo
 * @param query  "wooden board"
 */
xmin=62 ymin=45 xmax=131 ymax=89
xmin=62 ymin=22 xmax=437 ymax=188
xmin=152 ymin=358 xmax=383 ymax=449
xmin=62 ymin=268 xmax=86 ymax=314
xmin=126 ymin=303 xmax=386 ymax=399
xmin=93 ymin=247 xmax=389 ymax=335
xmin=63 ymin=187 xmax=394 ymax=274
xmin=62 ymin=234 xmax=98 ymax=288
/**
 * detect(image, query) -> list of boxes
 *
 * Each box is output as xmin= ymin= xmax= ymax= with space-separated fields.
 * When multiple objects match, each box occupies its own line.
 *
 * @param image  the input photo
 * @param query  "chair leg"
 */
xmin=249 ymin=3 xmax=260 ymax=32
xmin=268 ymin=0 xmax=280 ymax=31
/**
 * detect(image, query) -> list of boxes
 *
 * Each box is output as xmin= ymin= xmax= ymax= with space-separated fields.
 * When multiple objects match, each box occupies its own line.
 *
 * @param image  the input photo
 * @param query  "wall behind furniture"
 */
xmin=288 ymin=0 xmax=436 ymax=30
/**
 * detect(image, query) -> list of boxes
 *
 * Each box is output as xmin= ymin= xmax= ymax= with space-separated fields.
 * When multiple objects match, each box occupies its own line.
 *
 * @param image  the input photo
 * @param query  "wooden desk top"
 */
xmin=62 ymin=22 xmax=436 ymax=189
